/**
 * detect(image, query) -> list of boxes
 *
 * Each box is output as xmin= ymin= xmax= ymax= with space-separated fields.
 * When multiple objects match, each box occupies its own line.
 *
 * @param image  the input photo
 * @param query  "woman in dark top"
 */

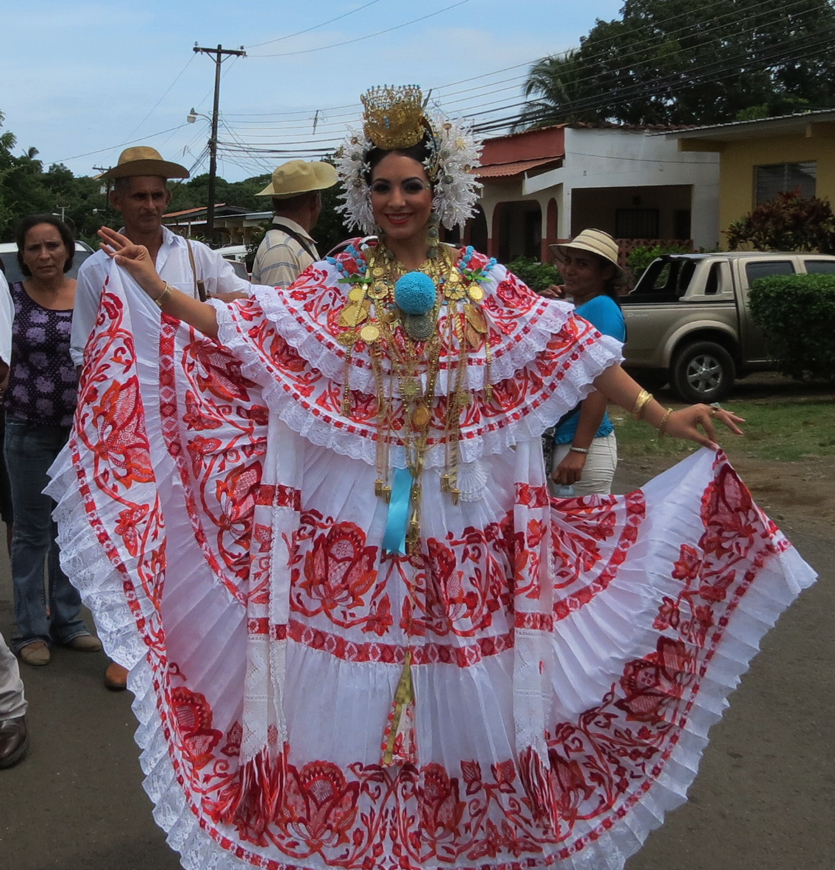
xmin=5 ymin=215 xmax=100 ymax=666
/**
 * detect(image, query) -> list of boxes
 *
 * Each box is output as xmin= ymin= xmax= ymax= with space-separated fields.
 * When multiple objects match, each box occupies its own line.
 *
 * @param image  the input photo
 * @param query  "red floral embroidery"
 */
xmin=170 ymin=686 xmax=223 ymax=769
xmin=616 ymin=637 xmax=694 ymax=722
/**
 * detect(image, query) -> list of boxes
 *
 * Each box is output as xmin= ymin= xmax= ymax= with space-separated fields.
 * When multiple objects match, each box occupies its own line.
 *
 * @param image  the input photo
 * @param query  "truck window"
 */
xmin=626 ymin=258 xmax=689 ymax=304
xmin=704 ymin=261 xmax=724 ymax=295
xmin=745 ymin=260 xmax=795 ymax=283
xmin=805 ymin=260 xmax=835 ymax=275
xmin=676 ymin=260 xmax=696 ymax=297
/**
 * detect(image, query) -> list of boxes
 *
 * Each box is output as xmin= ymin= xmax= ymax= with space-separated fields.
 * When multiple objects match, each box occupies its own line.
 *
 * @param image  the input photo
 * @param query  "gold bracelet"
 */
xmin=153 ymin=283 xmax=173 ymax=308
xmin=657 ymin=407 xmax=674 ymax=437
xmin=631 ymin=388 xmax=653 ymax=420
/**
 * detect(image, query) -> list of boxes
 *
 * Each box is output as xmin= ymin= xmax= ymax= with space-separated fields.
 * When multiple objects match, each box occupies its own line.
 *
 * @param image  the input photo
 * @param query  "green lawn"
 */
xmin=613 ymin=396 xmax=835 ymax=462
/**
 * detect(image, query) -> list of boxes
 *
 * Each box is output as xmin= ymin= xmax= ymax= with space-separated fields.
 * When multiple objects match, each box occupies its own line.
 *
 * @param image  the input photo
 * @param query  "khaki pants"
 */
xmin=0 ymin=631 xmax=26 ymax=720
xmin=548 ymin=431 xmax=618 ymax=497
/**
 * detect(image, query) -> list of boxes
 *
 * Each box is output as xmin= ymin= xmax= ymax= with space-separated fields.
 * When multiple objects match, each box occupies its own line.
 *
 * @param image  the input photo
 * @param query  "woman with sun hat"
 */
xmin=48 ymin=85 xmax=813 ymax=870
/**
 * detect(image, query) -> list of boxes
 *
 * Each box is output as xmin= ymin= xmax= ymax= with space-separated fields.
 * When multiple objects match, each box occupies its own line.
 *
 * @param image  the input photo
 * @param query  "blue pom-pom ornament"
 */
xmin=394 ymin=272 xmax=436 ymax=315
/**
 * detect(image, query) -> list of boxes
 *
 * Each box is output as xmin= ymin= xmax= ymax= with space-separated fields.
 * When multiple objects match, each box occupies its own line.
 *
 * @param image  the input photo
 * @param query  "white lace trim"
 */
xmin=246 ymin=260 xmax=590 ymax=396
xmin=47 ymin=444 xmax=817 ymax=870
xmin=217 ymin=262 xmax=622 ymax=471
xmin=216 ymin=303 xmax=620 ymax=470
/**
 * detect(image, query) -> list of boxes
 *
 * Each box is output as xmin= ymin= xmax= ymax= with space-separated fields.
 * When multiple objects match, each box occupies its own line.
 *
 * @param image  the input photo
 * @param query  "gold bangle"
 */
xmin=631 ymin=388 xmax=653 ymax=420
xmin=153 ymin=283 xmax=173 ymax=308
xmin=658 ymin=407 xmax=674 ymax=437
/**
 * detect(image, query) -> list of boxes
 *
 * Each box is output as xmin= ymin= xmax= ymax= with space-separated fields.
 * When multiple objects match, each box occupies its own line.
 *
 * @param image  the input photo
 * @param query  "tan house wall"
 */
xmin=718 ymin=135 xmax=835 ymax=240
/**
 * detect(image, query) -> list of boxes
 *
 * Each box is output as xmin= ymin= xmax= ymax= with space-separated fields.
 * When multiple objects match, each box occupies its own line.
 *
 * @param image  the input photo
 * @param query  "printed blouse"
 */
xmin=7 ymin=281 xmax=78 ymax=427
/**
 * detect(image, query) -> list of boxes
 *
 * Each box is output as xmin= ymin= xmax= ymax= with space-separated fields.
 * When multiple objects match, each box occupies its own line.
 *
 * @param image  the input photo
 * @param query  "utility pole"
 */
xmin=193 ymin=43 xmax=246 ymax=242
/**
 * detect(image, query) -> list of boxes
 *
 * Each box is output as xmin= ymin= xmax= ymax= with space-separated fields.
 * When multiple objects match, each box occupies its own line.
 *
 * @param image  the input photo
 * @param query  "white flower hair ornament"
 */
xmin=335 ymin=85 xmax=483 ymax=236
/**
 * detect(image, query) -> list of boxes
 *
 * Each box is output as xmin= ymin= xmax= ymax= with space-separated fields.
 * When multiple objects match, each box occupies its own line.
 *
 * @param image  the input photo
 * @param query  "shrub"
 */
xmin=749 ymin=273 xmax=835 ymax=382
xmin=726 ymin=190 xmax=835 ymax=253
xmin=506 ymin=256 xmax=562 ymax=292
xmin=628 ymin=243 xmax=692 ymax=283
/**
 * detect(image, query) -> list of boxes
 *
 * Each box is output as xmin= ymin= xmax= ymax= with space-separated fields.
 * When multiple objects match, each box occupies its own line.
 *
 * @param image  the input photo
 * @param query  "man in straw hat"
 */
xmin=71 ymin=146 xmax=250 ymax=691
xmin=70 ymin=146 xmax=250 ymax=371
xmin=251 ymin=159 xmax=338 ymax=287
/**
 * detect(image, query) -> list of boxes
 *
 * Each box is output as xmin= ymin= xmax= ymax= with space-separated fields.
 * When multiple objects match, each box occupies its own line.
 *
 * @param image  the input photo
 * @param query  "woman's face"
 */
xmin=370 ymin=152 xmax=433 ymax=244
xmin=559 ymin=250 xmax=614 ymax=302
xmin=22 ymin=223 xmax=70 ymax=283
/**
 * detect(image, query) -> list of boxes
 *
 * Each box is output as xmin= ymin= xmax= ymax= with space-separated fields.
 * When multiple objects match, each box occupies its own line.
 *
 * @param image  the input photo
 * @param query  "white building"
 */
xmin=464 ymin=124 xmax=721 ymax=263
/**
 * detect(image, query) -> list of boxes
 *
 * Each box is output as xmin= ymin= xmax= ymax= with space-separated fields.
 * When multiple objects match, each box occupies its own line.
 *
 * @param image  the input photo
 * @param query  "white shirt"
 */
xmin=70 ymin=226 xmax=250 ymax=367
xmin=0 ymin=271 xmax=13 ymax=367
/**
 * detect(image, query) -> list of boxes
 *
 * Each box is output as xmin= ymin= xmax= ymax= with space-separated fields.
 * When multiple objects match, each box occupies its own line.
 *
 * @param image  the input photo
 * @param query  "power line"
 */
xmin=248 ymin=0 xmax=473 ymax=57
xmin=246 ymin=0 xmax=384 ymax=49
xmin=54 ymin=124 xmax=191 ymax=164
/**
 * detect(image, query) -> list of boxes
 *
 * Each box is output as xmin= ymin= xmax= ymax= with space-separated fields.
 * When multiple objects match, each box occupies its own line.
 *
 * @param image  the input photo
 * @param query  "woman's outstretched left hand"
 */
xmin=98 ymin=227 xmax=164 ymax=297
xmin=665 ymin=404 xmax=745 ymax=449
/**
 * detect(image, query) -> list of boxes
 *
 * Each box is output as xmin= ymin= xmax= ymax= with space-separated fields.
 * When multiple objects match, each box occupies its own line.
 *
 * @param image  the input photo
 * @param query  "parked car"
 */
xmin=217 ymin=244 xmax=250 ymax=281
xmin=621 ymin=251 xmax=835 ymax=402
xmin=0 ymin=240 xmax=95 ymax=285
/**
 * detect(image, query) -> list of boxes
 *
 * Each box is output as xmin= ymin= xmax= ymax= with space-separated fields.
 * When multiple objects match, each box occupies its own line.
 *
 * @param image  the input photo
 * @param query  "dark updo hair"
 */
xmin=364 ymin=134 xmax=432 ymax=184
xmin=15 ymin=214 xmax=75 ymax=277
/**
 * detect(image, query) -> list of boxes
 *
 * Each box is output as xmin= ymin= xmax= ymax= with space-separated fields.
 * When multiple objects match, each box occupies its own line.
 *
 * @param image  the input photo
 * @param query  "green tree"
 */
xmin=0 ymin=119 xmax=53 ymax=239
xmin=520 ymin=0 xmax=835 ymax=128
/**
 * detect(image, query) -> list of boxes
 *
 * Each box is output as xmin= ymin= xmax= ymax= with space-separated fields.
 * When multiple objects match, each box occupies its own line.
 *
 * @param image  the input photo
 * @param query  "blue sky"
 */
xmin=2 ymin=0 xmax=623 ymax=182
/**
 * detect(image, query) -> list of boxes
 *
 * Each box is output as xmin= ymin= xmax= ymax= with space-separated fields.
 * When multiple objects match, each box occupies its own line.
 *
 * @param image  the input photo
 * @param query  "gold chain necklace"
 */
xmin=336 ymin=243 xmax=490 ymax=552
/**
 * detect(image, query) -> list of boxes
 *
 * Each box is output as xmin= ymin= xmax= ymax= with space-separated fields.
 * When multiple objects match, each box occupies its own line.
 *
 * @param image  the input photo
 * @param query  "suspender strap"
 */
xmin=270 ymin=223 xmax=317 ymax=262
xmin=185 ymin=238 xmax=208 ymax=301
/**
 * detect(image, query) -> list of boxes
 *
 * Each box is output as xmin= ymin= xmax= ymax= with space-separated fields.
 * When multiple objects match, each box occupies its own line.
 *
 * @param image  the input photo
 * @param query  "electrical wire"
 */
xmin=214 ymin=0 xmax=829 ymax=151
xmin=54 ymin=124 xmax=192 ymax=164
xmin=246 ymin=0 xmax=384 ymax=49
xmin=248 ymin=0 xmax=473 ymax=57
xmin=123 ymin=54 xmax=197 ymax=142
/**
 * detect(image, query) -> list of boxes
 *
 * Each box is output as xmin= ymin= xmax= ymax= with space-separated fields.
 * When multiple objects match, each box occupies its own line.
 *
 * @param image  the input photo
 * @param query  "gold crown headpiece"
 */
xmin=361 ymin=85 xmax=429 ymax=151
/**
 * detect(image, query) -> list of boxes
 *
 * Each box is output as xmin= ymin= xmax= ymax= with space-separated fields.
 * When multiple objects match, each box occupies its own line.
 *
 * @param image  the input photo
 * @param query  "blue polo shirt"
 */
xmin=555 ymin=294 xmax=626 ymax=444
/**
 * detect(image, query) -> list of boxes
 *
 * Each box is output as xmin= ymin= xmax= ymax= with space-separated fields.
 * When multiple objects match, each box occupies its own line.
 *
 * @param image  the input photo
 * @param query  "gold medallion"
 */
xmin=372 ymin=266 xmax=386 ymax=278
xmin=464 ymin=304 xmax=487 ymax=333
xmin=360 ymin=324 xmax=380 ymax=343
xmin=339 ymin=302 xmax=369 ymax=327
xmin=412 ymin=404 xmax=431 ymax=429
xmin=348 ymin=286 xmax=366 ymax=303
xmin=467 ymin=285 xmax=485 ymax=302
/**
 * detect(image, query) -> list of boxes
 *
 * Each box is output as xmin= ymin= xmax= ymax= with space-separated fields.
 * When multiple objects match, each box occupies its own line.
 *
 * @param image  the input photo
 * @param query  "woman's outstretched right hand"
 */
xmin=97 ymin=226 xmax=220 ymax=340
xmin=98 ymin=227 xmax=165 ymax=298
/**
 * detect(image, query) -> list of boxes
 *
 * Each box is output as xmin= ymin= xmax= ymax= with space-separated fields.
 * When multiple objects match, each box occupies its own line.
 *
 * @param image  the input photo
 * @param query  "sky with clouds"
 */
xmin=1 ymin=0 xmax=623 ymax=182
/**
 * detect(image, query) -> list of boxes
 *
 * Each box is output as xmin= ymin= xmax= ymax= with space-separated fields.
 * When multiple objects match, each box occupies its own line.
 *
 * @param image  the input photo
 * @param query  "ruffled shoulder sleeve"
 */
xmin=214 ymin=243 xmax=623 ymax=468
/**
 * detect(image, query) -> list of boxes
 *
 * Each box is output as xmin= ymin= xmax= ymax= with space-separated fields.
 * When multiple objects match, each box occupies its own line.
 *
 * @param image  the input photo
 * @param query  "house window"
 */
xmin=755 ymin=162 xmax=816 ymax=204
xmin=615 ymin=208 xmax=659 ymax=239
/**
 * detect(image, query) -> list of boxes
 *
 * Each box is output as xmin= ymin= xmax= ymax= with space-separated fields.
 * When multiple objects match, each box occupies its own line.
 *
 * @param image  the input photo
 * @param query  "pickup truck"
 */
xmin=620 ymin=251 xmax=835 ymax=403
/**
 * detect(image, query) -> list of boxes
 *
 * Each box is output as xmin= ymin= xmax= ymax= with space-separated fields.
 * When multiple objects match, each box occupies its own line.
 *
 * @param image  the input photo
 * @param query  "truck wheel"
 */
xmin=671 ymin=342 xmax=735 ymax=404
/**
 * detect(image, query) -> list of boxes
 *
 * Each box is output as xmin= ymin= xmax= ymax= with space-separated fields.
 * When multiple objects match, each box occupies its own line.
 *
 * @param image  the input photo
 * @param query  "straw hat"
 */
xmin=100 ymin=146 xmax=189 ymax=180
xmin=550 ymin=229 xmax=624 ymax=274
xmin=256 ymin=160 xmax=338 ymax=198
